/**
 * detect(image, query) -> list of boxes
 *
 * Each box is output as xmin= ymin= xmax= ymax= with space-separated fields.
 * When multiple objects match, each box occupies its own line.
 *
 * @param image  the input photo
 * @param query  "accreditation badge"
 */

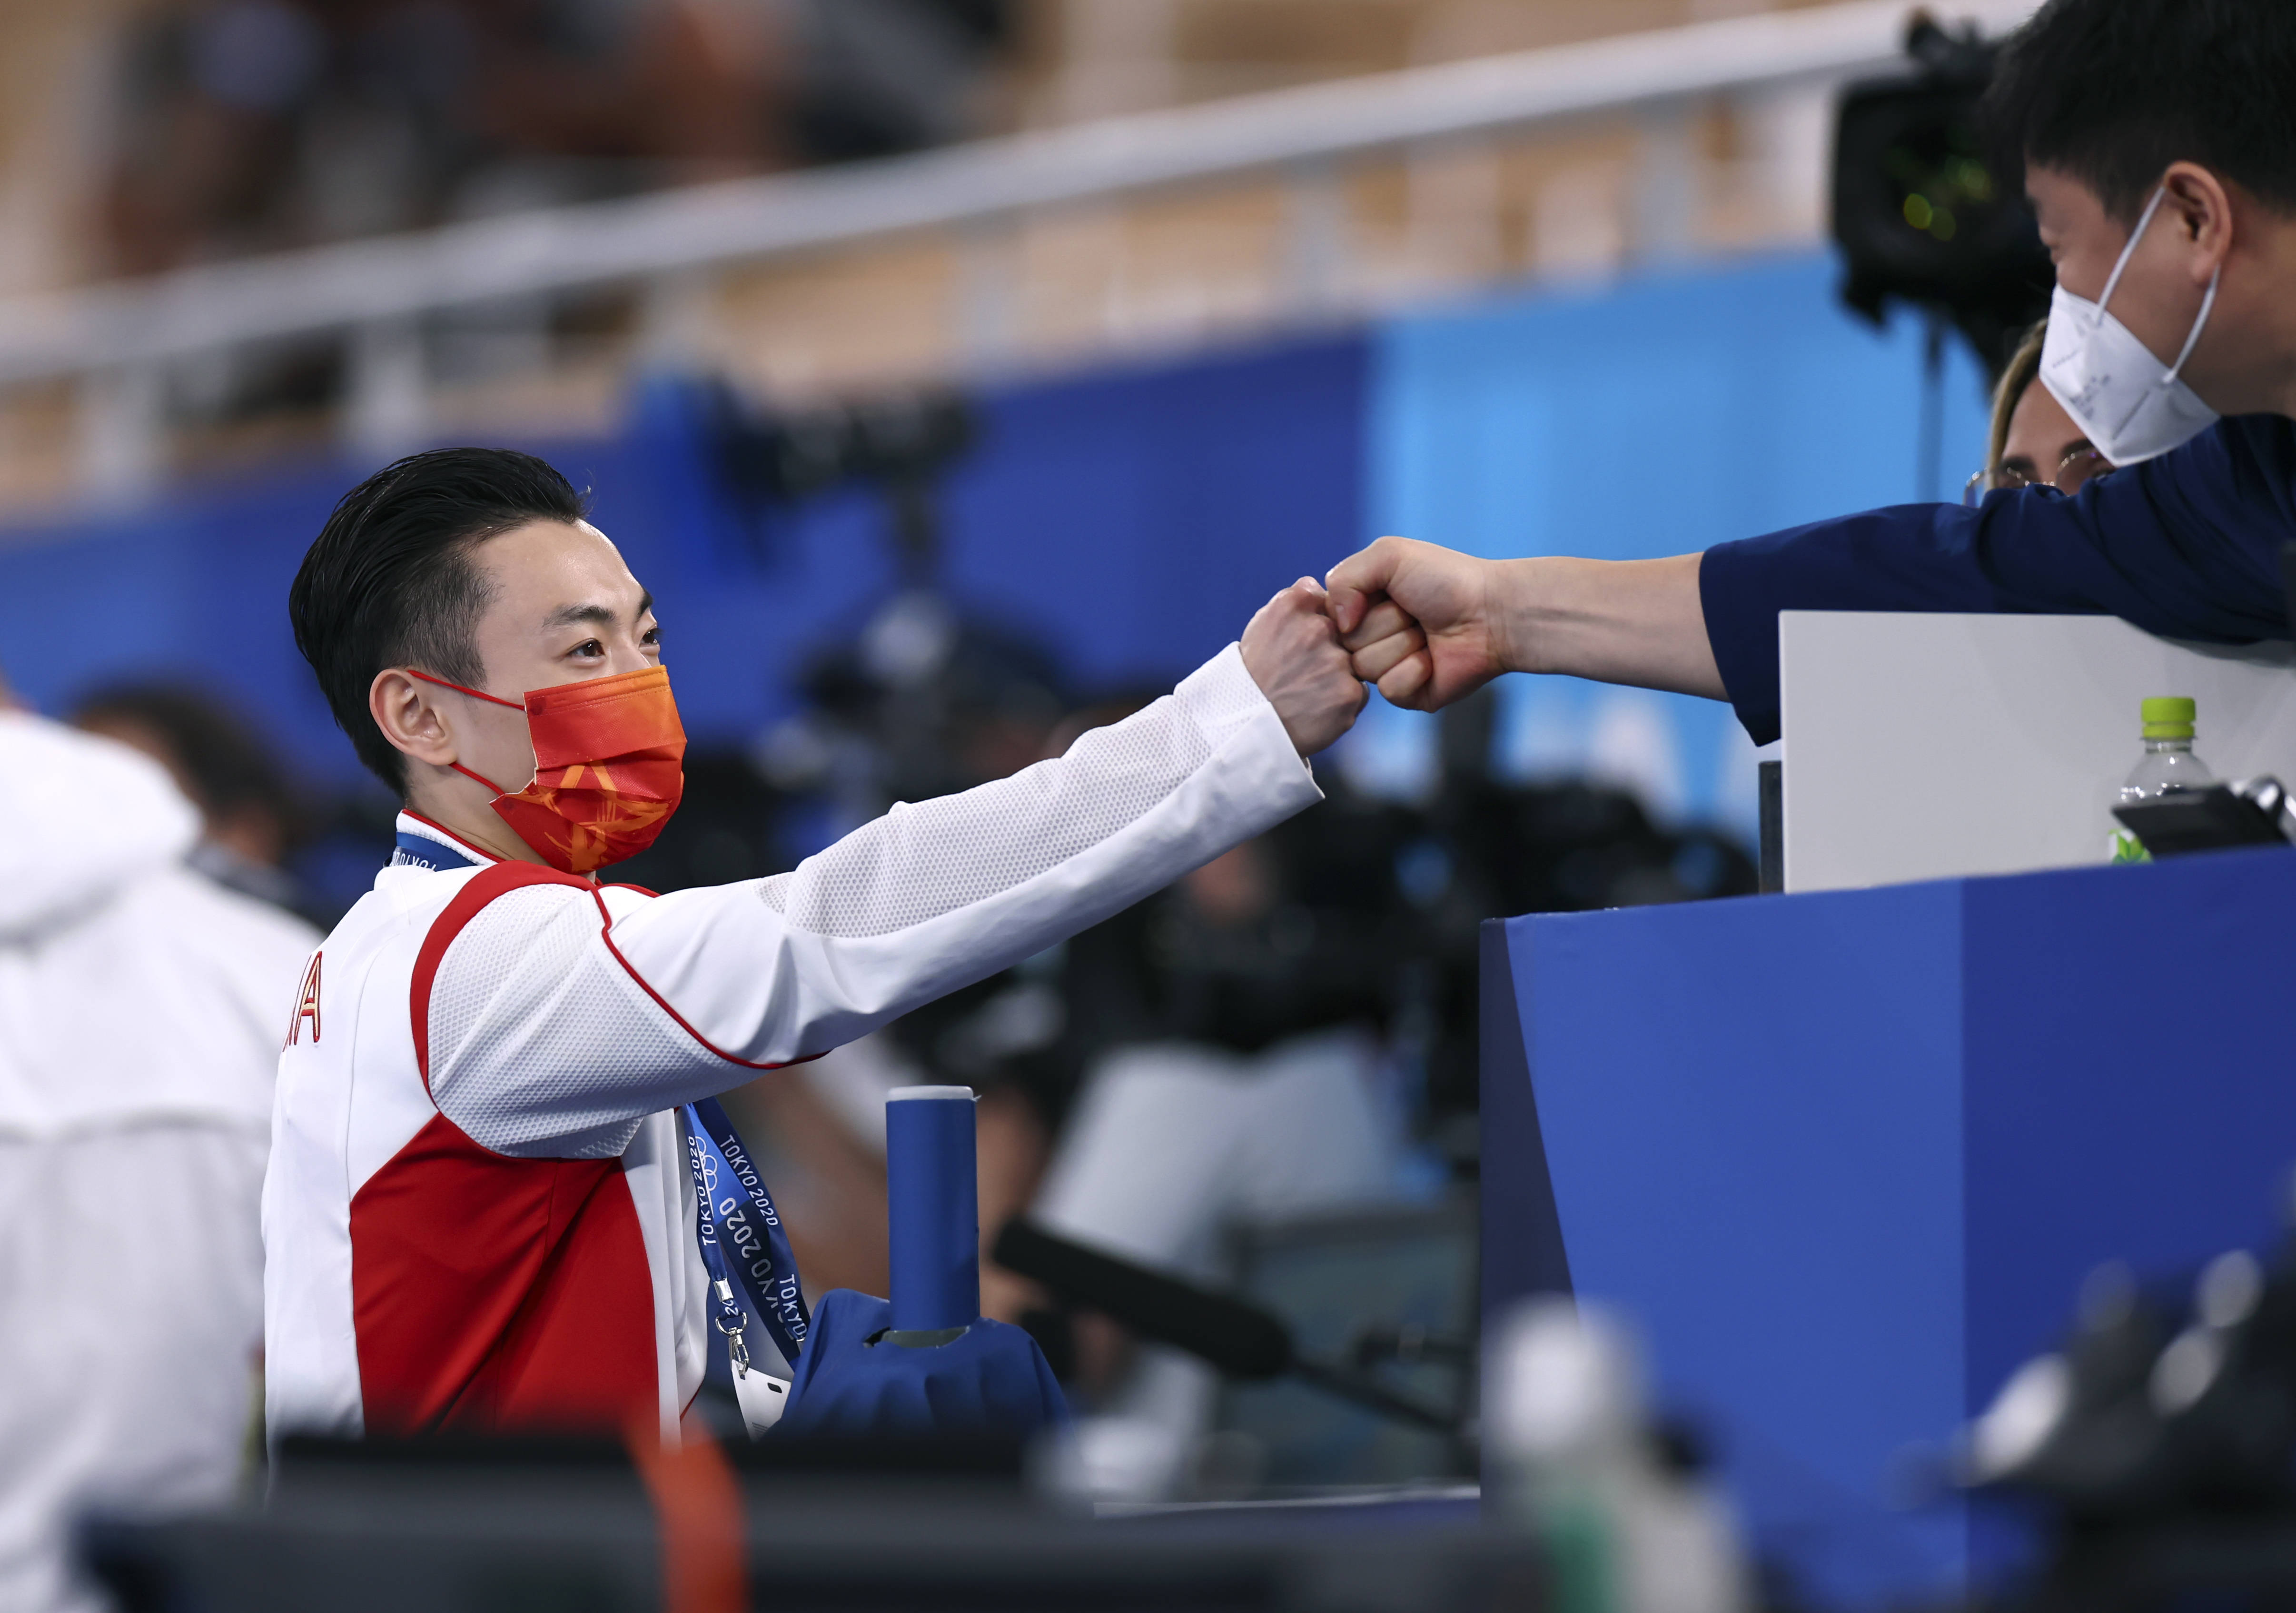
xmin=731 ymin=1354 xmax=790 ymax=1437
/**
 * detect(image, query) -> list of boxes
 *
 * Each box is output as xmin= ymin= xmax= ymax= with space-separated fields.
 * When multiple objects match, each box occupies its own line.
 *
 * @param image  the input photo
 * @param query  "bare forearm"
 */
xmin=1493 ymin=552 xmax=1724 ymax=700
xmin=1327 ymin=536 xmax=1725 ymax=713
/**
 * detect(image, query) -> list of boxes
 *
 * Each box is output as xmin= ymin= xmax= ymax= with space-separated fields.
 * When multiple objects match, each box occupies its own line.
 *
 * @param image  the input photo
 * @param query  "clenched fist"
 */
xmin=1324 ymin=536 xmax=1509 ymax=712
xmin=1326 ymin=537 xmax=1723 ymax=708
xmin=1240 ymin=577 xmax=1368 ymax=756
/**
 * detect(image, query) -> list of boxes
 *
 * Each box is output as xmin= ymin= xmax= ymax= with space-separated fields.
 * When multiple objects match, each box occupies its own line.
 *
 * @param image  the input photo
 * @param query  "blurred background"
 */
xmin=0 ymin=0 xmax=2024 ymax=1510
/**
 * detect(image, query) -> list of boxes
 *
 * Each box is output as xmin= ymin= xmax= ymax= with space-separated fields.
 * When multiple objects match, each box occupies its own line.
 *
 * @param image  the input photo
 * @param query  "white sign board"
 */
xmin=1779 ymin=612 xmax=2296 ymax=893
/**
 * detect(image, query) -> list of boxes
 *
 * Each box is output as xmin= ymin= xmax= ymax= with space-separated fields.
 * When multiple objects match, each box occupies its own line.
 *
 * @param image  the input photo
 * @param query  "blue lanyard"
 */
xmin=684 ymin=1097 xmax=810 ymax=1367
xmin=393 ymin=827 xmax=478 ymax=872
xmin=389 ymin=823 xmax=811 ymax=1366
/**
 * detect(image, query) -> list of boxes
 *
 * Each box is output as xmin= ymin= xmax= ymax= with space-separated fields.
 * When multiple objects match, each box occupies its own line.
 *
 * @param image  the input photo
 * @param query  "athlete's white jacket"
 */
xmin=263 ymin=645 xmax=1321 ymax=1440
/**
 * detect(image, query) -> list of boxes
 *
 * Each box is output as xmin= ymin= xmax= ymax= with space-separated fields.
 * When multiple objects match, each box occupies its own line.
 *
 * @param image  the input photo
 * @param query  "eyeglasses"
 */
xmin=1962 ymin=445 xmax=2114 ymax=505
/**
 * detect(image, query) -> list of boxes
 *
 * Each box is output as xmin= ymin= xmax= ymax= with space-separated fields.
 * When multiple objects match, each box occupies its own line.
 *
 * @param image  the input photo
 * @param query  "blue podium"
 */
xmin=1481 ymin=848 xmax=2296 ymax=1609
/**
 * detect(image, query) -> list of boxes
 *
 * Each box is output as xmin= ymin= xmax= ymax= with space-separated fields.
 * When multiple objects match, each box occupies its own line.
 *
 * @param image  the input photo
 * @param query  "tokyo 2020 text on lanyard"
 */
xmin=390 ymin=825 xmax=811 ymax=1375
xmin=684 ymin=1096 xmax=810 ymax=1371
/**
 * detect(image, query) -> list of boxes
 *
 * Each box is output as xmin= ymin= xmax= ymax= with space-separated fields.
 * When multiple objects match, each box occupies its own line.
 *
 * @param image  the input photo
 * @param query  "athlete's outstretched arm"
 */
xmin=1324 ymin=538 xmax=1723 ymax=709
xmin=423 ymin=586 xmax=1362 ymax=1157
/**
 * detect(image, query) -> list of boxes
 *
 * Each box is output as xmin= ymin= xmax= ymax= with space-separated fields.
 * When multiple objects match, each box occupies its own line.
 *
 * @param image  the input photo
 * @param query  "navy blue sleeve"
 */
xmin=1699 ymin=416 xmax=2296 ymax=744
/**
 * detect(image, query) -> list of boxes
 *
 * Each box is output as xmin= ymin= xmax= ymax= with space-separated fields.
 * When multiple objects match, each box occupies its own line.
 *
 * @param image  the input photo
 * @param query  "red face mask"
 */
xmin=408 ymin=664 xmax=686 ymax=876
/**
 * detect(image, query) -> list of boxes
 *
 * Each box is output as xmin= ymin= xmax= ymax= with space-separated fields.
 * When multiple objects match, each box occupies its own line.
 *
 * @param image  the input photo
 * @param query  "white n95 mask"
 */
xmin=2039 ymin=185 xmax=2221 ymax=466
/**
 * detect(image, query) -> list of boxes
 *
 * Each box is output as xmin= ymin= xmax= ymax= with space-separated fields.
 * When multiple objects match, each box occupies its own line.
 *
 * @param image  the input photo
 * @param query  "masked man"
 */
xmin=1326 ymin=0 xmax=2296 ymax=748
xmin=263 ymin=448 xmax=1364 ymax=1443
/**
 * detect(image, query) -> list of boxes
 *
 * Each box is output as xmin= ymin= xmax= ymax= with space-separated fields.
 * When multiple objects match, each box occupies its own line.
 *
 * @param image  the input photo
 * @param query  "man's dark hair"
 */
xmin=289 ymin=447 xmax=585 ymax=792
xmin=1987 ymin=0 xmax=2296 ymax=224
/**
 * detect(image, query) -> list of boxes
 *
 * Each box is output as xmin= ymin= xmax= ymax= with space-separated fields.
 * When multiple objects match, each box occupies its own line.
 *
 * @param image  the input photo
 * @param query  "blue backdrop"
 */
xmin=1356 ymin=252 xmax=1989 ymax=839
xmin=0 ymin=250 xmax=1987 ymax=826
xmin=0 ymin=337 xmax=1367 ymax=793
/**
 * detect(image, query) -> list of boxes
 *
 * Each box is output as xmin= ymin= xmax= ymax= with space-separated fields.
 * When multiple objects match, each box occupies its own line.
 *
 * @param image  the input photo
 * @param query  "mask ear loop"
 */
xmin=2090 ymin=185 xmax=2222 ymax=436
xmin=403 ymin=667 xmax=525 ymax=710
xmin=403 ymin=668 xmax=526 ymax=798
xmin=2159 ymin=265 xmax=2221 ymax=388
xmin=2091 ymin=184 xmax=2172 ymax=324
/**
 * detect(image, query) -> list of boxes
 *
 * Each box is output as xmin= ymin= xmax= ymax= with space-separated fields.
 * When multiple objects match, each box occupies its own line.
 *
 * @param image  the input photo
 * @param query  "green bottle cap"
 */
xmin=2141 ymin=696 xmax=2197 ymax=739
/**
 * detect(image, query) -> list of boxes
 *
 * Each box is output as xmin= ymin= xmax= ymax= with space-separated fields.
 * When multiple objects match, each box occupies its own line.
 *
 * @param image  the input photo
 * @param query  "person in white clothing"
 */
xmin=0 ymin=697 xmax=318 ymax=1613
xmin=266 ymin=447 xmax=1367 ymax=1444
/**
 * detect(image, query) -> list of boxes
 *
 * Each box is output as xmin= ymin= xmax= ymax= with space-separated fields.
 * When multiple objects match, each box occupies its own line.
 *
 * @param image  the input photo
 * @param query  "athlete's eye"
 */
xmin=573 ymin=638 xmax=604 ymax=658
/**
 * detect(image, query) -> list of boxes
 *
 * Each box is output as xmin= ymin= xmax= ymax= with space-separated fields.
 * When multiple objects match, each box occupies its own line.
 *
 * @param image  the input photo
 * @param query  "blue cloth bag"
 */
xmin=776 ymin=1290 xmax=1069 ymax=1437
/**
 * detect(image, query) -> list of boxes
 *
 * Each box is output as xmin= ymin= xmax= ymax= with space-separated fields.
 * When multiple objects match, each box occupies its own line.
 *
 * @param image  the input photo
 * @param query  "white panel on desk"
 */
xmin=1779 ymin=612 xmax=2296 ymax=892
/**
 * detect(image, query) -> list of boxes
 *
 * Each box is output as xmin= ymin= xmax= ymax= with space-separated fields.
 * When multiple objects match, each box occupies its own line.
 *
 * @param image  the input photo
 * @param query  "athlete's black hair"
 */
xmin=1986 ymin=0 xmax=2296 ymax=224
xmin=289 ymin=447 xmax=585 ymax=792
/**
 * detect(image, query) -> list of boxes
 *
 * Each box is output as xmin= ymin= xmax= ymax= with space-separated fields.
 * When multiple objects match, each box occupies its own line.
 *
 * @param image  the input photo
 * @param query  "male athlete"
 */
xmin=265 ymin=447 xmax=1366 ymax=1442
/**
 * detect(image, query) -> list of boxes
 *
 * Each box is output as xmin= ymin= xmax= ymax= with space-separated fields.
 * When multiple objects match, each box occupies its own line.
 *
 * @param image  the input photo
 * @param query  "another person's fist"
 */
xmin=1240 ymin=577 xmax=1367 ymax=757
xmin=1324 ymin=536 xmax=1506 ymax=712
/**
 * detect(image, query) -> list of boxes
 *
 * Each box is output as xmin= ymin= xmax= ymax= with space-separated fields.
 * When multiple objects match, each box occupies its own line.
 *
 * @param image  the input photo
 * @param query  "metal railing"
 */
xmin=0 ymin=0 xmax=2033 ymax=497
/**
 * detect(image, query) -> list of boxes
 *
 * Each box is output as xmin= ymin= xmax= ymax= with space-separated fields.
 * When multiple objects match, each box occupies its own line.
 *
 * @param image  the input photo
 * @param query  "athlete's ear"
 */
xmin=369 ymin=669 xmax=459 ymax=769
xmin=2162 ymin=160 xmax=2235 ymax=281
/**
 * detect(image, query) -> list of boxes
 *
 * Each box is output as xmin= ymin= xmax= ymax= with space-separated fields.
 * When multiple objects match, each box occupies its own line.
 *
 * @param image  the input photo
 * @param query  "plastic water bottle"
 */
xmin=2108 ymin=697 xmax=2216 ymax=864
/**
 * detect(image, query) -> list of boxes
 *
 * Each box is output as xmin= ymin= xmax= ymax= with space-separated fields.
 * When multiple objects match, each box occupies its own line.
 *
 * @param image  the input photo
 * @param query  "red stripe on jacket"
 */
xmin=351 ymin=861 xmax=654 ymax=1436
